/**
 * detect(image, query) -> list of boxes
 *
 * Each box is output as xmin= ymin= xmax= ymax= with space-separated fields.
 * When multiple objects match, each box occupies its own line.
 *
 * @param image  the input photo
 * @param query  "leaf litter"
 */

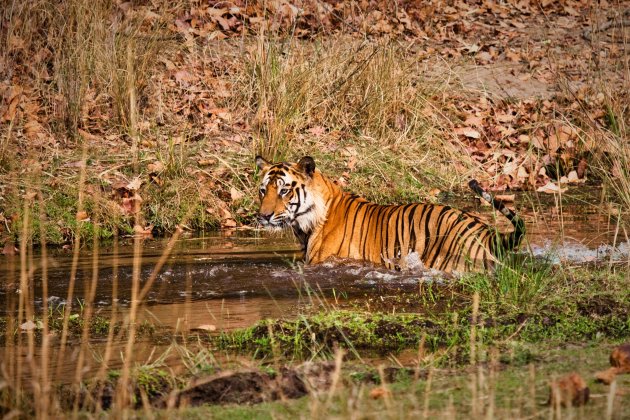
xmin=0 ymin=0 xmax=628 ymax=238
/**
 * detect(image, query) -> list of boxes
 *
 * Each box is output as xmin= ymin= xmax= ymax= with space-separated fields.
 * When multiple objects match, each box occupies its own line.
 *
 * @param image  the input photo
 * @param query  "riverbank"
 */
xmin=2 ymin=263 xmax=629 ymax=416
xmin=1 ymin=1 xmax=629 ymax=247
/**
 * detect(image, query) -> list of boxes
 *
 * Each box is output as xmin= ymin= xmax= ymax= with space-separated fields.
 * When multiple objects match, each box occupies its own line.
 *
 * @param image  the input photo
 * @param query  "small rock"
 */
xmin=548 ymin=372 xmax=589 ymax=407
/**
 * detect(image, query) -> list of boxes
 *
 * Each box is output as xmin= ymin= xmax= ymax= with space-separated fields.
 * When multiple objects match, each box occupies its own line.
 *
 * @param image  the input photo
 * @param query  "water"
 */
xmin=1 ymin=187 xmax=628 ymax=384
xmin=1 ymin=188 xmax=628 ymax=326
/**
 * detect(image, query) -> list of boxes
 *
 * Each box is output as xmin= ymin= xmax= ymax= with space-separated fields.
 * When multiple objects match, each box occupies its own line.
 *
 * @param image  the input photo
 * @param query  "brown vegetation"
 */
xmin=1 ymin=0 xmax=629 ymax=244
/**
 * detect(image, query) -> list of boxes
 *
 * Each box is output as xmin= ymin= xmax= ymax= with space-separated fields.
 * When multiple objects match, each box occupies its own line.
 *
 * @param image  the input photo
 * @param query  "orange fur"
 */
xmin=255 ymin=156 xmax=523 ymax=273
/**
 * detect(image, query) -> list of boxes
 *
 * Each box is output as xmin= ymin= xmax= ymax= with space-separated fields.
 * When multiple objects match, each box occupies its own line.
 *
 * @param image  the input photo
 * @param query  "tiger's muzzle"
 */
xmin=257 ymin=211 xmax=286 ymax=227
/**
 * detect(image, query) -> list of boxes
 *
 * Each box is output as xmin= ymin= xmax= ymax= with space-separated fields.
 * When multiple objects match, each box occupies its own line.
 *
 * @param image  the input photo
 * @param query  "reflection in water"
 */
xmin=1 ymin=187 xmax=629 ymax=386
xmin=1 ymin=187 xmax=628 ymax=321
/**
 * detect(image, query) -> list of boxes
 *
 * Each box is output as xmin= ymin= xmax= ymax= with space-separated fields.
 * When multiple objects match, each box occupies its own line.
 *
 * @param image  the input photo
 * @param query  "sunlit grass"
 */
xmin=1 ymin=0 xmax=629 ymax=418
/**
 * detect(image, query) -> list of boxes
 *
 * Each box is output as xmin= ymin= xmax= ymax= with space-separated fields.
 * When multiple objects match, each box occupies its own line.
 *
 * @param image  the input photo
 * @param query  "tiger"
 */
xmin=255 ymin=155 xmax=524 ymax=273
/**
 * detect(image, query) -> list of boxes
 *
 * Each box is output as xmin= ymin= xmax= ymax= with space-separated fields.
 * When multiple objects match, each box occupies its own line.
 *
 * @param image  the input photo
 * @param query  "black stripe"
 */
xmin=384 ymin=206 xmax=399 ymax=261
xmin=425 ymin=207 xmax=455 ymax=269
xmin=372 ymin=206 xmax=388 ymax=260
xmin=295 ymin=204 xmax=314 ymax=218
xmin=390 ymin=206 xmax=404 ymax=260
xmin=345 ymin=200 xmax=368 ymax=256
xmin=438 ymin=213 xmax=476 ymax=271
xmin=336 ymin=196 xmax=358 ymax=256
xmin=419 ymin=206 xmax=440 ymax=263
xmin=361 ymin=204 xmax=379 ymax=258
xmin=452 ymin=220 xmax=482 ymax=270
xmin=407 ymin=204 xmax=419 ymax=254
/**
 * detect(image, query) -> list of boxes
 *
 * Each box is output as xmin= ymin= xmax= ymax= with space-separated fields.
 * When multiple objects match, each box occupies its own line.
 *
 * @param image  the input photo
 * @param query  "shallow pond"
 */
xmin=1 ymin=187 xmax=628 ymax=384
xmin=1 ymin=187 xmax=628 ymax=325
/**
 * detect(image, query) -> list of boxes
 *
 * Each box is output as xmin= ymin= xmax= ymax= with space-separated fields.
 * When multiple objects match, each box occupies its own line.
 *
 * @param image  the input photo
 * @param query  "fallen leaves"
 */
xmin=212 ymin=199 xmax=238 ymax=229
xmin=1 ymin=0 xmax=625 ymax=244
xmin=1 ymin=85 xmax=22 ymax=121
xmin=548 ymin=372 xmax=589 ymax=407
xmin=595 ymin=343 xmax=630 ymax=385
xmin=454 ymin=126 xmax=481 ymax=139
xmin=537 ymin=182 xmax=567 ymax=194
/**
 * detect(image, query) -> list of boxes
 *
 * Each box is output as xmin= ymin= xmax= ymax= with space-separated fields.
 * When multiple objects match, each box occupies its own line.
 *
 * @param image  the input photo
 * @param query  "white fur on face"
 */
xmin=292 ymin=182 xmax=327 ymax=234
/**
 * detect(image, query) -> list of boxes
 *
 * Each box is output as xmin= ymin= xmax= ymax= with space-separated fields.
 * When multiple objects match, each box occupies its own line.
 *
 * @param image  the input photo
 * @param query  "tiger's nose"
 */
xmin=258 ymin=211 xmax=273 ymax=223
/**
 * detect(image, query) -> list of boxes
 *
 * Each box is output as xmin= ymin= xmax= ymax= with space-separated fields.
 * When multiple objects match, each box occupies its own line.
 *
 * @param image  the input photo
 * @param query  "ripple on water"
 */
xmin=531 ymin=240 xmax=630 ymax=264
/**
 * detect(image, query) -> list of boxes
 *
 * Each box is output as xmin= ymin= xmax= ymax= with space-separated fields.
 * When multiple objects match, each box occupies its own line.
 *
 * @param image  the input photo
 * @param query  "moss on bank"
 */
xmin=217 ymin=267 xmax=630 ymax=361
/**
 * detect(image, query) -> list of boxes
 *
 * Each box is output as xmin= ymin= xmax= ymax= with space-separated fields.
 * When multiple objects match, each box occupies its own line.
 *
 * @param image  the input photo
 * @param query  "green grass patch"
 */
xmin=217 ymin=266 xmax=630 ymax=362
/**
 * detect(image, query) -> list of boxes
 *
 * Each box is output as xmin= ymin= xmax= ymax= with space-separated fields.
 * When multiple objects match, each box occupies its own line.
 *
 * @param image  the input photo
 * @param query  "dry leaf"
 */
xmin=147 ymin=161 xmax=165 ymax=174
xmin=230 ymin=187 xmax=244 ymax=202
xmin=595 ymin=367 xmax=619 ymax=385
xmin=549 ymin=373 xmax=589 ymax=407
xmin=454 ymin=127 xmax=481 ymax=139
xmin=340 ymin=146 xmax=357 ymax=157
xmin=125 ymin=177 xmax=143 ymax=191
xmin=611 ymin=343 xmax=630 ymax=372
xmin=494 ymin=194 xmax=515 ymax=202
xmin=347 ymin=156 xmax=358 ymax=171
xmin=308 ymin=126 xmax=326 ymax=136
xmin=369 ymin=387 xmax=391 ymax=400
xmin=133 ymin=224 xmax=154 ymax=236
xmin=20 ymin=320 xmax=37 ymax=331
xmin=464 ymin=115 xmax=484 ymax=127
xmin=24 ymin=120 xmax=44 ymax=139
xmin=2 ymin=241 xmax=17 ymax=256
xmin=191 ymin=324 xmax=217 ymax=332
xmin=78 ymin=129 xmax=99 ymax=142
xmin=2 ymin=86 xmax=22 ymax=121
xmin=75 ymin=211 xmax=90 ymax=222
xmin=537 ymin=182 xmax=567 ymax=194
xmin=121 ymin=194 xmax=143 ymax=215
xmin=496 ymin=113 xmax=515 ymax=123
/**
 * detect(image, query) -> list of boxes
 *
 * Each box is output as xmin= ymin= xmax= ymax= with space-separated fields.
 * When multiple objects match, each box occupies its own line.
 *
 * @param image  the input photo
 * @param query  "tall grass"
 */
xmin=460 ymin=253 xmax=554 ymax=311
xmin=237 ymin=36 xmax=466 ymax=173
xmin=1 ymin=0 xmax=163 ymax=139
xmin=1 ymin=1 xmax=628 ymax=418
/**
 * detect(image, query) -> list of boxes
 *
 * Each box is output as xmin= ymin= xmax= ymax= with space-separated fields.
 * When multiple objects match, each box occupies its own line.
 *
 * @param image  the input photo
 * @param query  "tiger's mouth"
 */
xmin=257 ymin=213 xmax=289 ymax=228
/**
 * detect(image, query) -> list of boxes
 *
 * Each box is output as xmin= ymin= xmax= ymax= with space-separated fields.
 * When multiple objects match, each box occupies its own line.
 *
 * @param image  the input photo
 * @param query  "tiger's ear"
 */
xmin=255 ymin=155 xmax=271 ymax=171
xmin=297 ymin=156 xmax=316 ymax=177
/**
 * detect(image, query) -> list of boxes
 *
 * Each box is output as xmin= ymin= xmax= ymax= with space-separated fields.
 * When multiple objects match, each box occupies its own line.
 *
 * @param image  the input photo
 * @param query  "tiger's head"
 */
xmin=255 ymin=155 xmax=327 ymax=234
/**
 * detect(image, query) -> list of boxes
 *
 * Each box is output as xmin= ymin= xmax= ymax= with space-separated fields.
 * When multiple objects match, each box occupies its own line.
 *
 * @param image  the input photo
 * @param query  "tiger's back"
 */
xmin=256 ymin=156 xmax=524 ymax=273
xmin=308 ymin=199 xmax=503 ymax=272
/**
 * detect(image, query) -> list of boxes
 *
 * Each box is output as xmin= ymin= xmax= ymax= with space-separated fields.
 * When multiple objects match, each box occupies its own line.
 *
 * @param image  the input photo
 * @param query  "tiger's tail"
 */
xmin=468 ymin=180 xmax=525 ymax=250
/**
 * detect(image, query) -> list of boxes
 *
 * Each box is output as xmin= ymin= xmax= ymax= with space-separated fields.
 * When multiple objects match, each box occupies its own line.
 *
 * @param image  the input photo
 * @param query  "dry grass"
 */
xmin=231 ymin=36 xmax=472 ymax=203
xmin=2 ymin=0 xmax=164 ymax=138
xmin=1 ymin=1 xmax=629 ymax=416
